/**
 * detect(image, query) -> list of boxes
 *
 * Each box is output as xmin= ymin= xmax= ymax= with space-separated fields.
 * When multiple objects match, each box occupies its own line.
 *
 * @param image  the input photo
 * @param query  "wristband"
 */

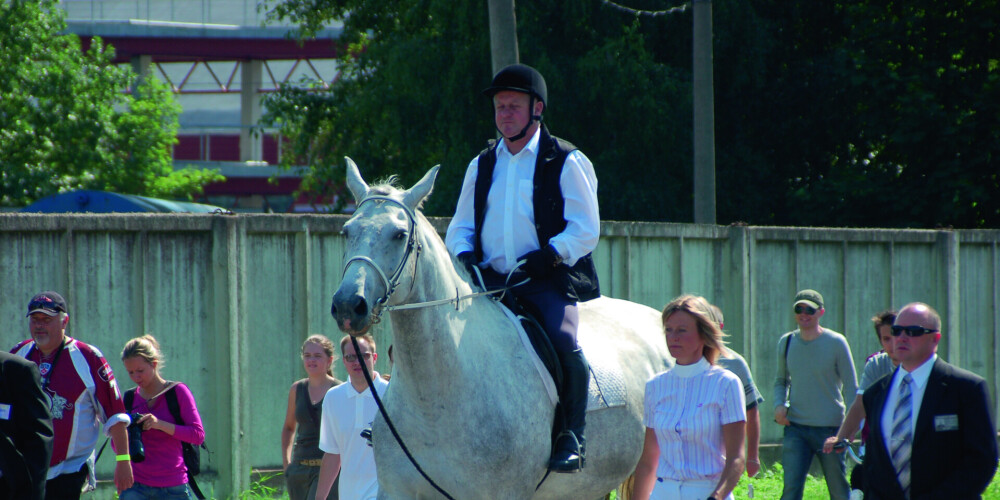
xmin=116 ymin=454 xmax=131 ymax=462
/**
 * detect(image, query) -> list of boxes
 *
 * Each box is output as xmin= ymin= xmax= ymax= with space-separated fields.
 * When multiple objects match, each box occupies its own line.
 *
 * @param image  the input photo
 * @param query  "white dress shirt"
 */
xmin=318 ymin=374 xmax=388 ymax=500
xmin=445 ymin=127 xmax=600 ymax=273
xmin=644 ymin=358 xmax=747 ymax=481
xmin=881 ymin=354 xmax=937 ymax=445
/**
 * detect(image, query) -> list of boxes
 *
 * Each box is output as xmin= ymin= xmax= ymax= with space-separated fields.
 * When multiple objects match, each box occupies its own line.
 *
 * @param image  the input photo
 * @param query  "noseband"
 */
xmin=340 ymin=195 xmax=421 ymax=323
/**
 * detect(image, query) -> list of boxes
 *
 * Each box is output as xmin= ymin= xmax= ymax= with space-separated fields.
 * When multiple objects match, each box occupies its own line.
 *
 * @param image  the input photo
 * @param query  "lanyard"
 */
xmin=31 ymin=338 xmax=68 ymax=392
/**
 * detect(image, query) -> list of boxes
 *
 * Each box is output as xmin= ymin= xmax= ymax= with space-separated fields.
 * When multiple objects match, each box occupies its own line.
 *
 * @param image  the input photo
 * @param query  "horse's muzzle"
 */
xmin=331 ymin=290 xmax=372 ymax=334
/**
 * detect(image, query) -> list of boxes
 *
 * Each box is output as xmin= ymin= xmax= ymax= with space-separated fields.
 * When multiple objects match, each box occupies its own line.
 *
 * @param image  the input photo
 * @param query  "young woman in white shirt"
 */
xmin=634 ymin=295 xmax=747 ymax=500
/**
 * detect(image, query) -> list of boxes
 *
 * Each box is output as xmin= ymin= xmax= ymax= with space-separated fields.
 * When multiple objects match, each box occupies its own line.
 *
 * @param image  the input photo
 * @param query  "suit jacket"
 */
xmin=0 ymin=351 xmax=53 ymax=500
xmin=863 ymin=358 xmax=998 ymax=500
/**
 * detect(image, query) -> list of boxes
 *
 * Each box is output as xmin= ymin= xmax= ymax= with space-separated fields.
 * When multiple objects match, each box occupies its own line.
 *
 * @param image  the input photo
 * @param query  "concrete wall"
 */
xmin=2 ymin=213 xmax=998 ymax=497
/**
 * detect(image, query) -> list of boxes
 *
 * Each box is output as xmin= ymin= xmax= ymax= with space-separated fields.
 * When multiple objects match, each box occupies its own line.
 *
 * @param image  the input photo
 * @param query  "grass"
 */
xmin=732 ymin=463 xmax=1000 ymax=500
xmin=224 ymin=465 xmax=1000 ymax=499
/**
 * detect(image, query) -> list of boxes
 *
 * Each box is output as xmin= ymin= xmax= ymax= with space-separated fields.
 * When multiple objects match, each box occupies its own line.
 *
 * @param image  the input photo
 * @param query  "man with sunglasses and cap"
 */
xmin=445 ymin=63 xmax=599 ymax=473
xmin=862 ymin=302 xmax=997 ymax=499
xmin=11 ymin=291 xmax=134 ymax=499
xmin=773 ymin=289 xmax=857 ymax=500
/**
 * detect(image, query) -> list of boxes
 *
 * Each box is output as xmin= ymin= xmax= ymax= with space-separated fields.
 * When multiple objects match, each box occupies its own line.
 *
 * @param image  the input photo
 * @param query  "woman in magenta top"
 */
xmin=119 ymin=335 xmax=206 ymax=499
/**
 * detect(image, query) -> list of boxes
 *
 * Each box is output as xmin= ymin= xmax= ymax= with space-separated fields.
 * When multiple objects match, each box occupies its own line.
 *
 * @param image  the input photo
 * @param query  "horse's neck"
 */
xmin=388 ymin=227 xmax=511 ymax=398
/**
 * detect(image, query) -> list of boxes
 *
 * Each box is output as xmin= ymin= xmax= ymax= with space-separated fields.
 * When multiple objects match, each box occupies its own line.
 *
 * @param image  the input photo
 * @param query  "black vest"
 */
xmin=472 ymin=126 xmax=600 ymax=302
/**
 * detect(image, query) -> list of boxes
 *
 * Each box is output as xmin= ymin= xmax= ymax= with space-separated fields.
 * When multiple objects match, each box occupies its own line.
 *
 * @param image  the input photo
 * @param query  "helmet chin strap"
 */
xmin=499 ymin=95 xmax=542 ymax=142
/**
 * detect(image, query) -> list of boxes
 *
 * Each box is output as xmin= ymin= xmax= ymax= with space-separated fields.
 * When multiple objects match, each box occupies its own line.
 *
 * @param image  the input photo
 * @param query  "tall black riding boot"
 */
xmin=549 ymin=348 xmax=590 ymax=473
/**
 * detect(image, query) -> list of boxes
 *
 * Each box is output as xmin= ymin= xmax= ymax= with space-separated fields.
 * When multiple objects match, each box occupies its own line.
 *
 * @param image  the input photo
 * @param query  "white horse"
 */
xmin=331 ymin=158 xmax=671 ymax=500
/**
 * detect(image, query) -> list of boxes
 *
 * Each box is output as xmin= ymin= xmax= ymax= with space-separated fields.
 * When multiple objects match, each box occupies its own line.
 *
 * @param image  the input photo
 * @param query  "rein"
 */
xmin=350 ymin=335 xmax=457 ymax=500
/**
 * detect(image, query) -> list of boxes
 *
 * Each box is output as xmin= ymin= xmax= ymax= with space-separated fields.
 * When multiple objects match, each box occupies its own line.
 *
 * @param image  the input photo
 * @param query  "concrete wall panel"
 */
xmin=2 ymin=213 xmax=998 ymax=494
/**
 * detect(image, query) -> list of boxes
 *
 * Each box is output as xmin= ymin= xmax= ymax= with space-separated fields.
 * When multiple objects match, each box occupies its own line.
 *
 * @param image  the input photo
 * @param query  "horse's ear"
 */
xmin=403 ymin=165 xmax=440 ymax=211
xmin=344 ymin=157 xmax=370 ymax=203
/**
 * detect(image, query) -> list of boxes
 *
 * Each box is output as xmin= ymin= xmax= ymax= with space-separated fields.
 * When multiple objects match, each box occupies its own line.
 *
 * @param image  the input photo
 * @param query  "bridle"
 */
xmin=340 ymin=195 xmax=422 ymax=323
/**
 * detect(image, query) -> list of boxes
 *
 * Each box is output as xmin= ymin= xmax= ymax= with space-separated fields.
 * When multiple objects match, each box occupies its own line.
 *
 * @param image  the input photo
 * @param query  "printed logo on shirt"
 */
xmin=40 ymin=362 xmax=52 ymax=376
xmin=45 ymin=388 xmax=73 ymax=419
xmin=98 ymin=362 xmax=113 ymax=382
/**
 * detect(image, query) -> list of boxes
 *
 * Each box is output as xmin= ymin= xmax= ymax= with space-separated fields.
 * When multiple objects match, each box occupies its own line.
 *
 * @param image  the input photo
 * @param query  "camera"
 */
xmin=127 ymin=412 xmax=146 ymax=463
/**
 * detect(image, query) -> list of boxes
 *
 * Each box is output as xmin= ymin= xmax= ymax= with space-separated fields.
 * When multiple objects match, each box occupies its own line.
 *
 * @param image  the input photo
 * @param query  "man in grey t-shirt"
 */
xmin=773 ymin=289 xmax=858 ymax=500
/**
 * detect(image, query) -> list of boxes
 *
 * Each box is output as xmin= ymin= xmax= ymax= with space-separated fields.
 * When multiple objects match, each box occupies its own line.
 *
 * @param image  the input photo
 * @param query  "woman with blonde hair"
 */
xmin=119 ymin=335 xmax=206 ymax=499
xmin=633 ymin=295 xmax=746 ymax=500
xmin=281 ymin=335 xmax=343 ymax=500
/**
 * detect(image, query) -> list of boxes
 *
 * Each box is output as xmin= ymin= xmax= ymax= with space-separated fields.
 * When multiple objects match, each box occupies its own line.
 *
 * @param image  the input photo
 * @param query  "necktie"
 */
xmin=890 ymin=374 xmax=913 ymax=497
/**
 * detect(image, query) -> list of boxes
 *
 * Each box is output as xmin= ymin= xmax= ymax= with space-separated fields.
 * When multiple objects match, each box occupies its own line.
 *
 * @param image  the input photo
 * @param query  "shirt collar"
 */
xmin=899 ymin=353 xmax=937 ymax=390
xmin=496 ymin=126 xmax=542 ymax=159
xmin=670 ymin=356 xmax=710 ymax=378
xmin=346 ymin=373 xmax=384 ymax=398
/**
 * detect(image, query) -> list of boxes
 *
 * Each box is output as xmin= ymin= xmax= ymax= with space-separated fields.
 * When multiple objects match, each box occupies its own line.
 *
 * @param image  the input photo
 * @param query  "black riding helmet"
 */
xmin=482 ymin=64 xmax=546 ymax=141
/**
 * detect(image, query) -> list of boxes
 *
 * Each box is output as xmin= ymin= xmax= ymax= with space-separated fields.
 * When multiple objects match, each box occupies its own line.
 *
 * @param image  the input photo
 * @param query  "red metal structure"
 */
xmin=64 ymin=2 xmax=342 ymax=212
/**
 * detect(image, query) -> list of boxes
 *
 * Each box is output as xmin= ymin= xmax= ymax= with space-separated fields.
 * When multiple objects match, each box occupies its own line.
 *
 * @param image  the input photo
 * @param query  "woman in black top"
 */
xmin=281 ymin=335 xmax=342 ymax=500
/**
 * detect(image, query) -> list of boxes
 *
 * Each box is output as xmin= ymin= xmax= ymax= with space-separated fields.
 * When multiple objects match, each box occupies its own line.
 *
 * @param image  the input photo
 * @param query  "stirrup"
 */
xmin=548 ymin=430 xmax=586 ymax=473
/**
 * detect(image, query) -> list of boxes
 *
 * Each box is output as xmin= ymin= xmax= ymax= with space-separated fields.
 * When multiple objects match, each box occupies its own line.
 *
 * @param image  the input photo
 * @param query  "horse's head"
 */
xmin=331 ymin=157 xmax=440 ymax=335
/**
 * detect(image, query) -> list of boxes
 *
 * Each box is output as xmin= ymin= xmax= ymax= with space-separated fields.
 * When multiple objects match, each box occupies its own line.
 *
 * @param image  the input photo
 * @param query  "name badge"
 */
xmin=0 ymin=403 xmax=10 ymax=420
xmin=934 ymin=414 xmax=959 ymax=431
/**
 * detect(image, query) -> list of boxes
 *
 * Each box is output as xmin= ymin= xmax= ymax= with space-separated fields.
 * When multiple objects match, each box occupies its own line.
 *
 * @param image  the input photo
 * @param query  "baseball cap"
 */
xmin=26 ymin=291 xmax=68 ymax=317
xmin=793 ymin=289 xmax=824 ymax=310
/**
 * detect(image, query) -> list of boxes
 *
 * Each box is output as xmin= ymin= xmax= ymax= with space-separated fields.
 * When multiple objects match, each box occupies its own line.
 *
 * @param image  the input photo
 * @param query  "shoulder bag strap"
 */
xmin=783 ymin=334 xmax=794 ymax=405
xmin=165 ymin=385 xmax=206 ymax=500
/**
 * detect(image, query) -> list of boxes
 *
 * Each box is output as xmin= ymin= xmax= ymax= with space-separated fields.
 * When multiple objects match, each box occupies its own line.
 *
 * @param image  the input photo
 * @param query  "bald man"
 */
xmin=862 ymin=302 xmax=997 ymax=499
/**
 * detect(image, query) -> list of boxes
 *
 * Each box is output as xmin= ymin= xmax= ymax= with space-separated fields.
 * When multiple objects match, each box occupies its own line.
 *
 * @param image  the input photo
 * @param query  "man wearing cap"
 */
xmin=773 ymin=289 xmax=858 ymax=500
xmin=11 ymin=291 xmax=134 ymax=499
xmin=445 ymin=63 xmax=599 ymax=472
xmin=862 ymin=302 xmax=997 ymax=499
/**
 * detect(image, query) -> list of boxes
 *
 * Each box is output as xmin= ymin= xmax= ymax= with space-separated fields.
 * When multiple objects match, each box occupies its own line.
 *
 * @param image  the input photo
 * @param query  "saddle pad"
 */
xmin=579 ymin=330 xmax=628 ymax=411
xmin=502 ymin=306 xmax=627 ymax=411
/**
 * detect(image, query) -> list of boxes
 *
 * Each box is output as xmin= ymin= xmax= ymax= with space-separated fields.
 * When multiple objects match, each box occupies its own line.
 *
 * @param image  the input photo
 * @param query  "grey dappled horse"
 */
xmin=330 ymin=158 xmax=672 ymax=499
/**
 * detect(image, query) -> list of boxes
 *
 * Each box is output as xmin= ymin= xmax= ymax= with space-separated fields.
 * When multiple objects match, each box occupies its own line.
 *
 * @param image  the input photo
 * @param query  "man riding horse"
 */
xmin=445 ymin=63 xmax=601 ymax=473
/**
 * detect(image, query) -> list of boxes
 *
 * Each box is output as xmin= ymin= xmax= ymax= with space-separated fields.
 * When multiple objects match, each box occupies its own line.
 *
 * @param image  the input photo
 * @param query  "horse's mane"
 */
xmin=368 ymin=174 xmax=432 ymax=211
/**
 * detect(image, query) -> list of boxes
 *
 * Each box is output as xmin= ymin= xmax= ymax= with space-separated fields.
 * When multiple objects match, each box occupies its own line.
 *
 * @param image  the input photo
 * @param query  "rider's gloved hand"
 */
xmin=519 ymin=245 xmax=561 ymax=280
xmin=457 ymin=251 xmax=478 ymax=275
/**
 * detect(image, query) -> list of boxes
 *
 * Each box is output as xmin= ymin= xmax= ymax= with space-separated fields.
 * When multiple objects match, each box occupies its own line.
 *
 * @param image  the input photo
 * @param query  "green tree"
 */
xmin=261 ymin=0 xmax=1000 ymax=228
xmin=261 ymin=0 xmax=690 ymax=219
xmin=0 ymin=0 xmax=222 ymax=207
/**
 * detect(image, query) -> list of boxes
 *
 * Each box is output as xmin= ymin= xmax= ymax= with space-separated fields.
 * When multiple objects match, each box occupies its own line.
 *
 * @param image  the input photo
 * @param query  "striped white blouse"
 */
xmin=644 ymin=357 xmax=746 ymax=481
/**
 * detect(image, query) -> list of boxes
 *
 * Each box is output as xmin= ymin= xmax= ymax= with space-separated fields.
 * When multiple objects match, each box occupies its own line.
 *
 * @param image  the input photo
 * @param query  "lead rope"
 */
xmin=351 ymin=336 xmax=457 ymax=500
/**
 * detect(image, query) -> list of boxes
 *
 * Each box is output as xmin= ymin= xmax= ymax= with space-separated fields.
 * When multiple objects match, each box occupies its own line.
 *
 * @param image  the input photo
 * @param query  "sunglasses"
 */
xmin=891 ymin=325 xmax=939 ymax=337
xmin=28 ymin=299 xmax=63 ymax=312
xmin=793 ymin=304 xmax=817 ymax=315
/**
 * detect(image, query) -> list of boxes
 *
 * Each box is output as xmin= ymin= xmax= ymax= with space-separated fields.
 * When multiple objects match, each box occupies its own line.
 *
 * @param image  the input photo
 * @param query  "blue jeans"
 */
xmin=780 ymin=423 xmax=849 ymax=500
xmin=119 ymin=482 xmax=195 ymax=500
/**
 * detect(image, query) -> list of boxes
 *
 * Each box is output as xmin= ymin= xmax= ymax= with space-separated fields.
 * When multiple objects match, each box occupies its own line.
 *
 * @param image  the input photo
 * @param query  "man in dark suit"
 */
xmin=863 ymin=302 xmax=998 ymax=499
xmin=0 ymin=351 xmax=54 ymax=499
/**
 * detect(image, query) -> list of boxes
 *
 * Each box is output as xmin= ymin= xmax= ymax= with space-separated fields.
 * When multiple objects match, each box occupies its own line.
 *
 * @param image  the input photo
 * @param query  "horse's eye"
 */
xmin=394 ymin=230 xmax=407 ymax=241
